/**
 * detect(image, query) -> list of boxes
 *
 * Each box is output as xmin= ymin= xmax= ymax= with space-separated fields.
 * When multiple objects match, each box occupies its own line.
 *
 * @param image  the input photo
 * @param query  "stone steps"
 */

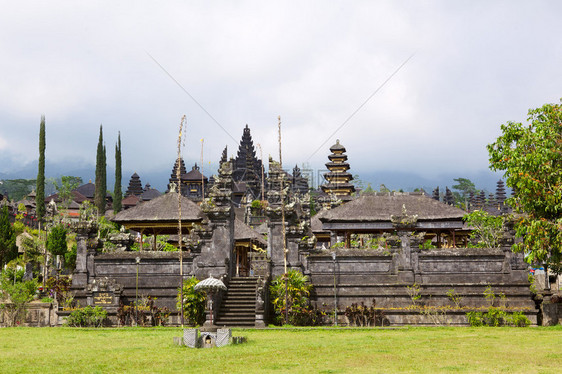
xmin=216 ymin=277 xmax=257 ymax=327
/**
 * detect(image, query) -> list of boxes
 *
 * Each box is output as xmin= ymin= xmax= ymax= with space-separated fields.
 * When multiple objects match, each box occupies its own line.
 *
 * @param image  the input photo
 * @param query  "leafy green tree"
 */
xmin=0 ymin=276 xmax=38 ymax=326
xmin=46 ymin=224 xmax=68 ymax=258
xmin=0 ymin=206 xmax=18 ymax=268
xmin=36 ymin=115 xmax=46 ymax=220
xmin=57 ymin=176 xmax=83 ymax=209
xmin=361 ymin=183 xmax=375 ymax=195
xmin=94 ymin=125 xmax=107 ymax=214
xmin=487 ymin=100 xmax=562 ymax=272
xmin=463 ymin=210 xmax=504 ymax=248
xmin=113 ymin=132 xmax=122 ymax=213
xmin=452 ymin=177 xmax=477 ymax=206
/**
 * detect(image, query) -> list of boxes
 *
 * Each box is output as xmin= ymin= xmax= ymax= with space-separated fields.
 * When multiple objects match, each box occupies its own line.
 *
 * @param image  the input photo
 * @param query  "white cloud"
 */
xmin=0 ymin=0 xmax=561 ymax=184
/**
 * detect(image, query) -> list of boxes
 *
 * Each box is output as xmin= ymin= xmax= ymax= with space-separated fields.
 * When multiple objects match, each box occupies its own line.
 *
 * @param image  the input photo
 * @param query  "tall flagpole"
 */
xmin=278 ymin=116 xmax=289 ymax=324
xmin=200 ymin=138 xmax=205 ymax=199
xmin=177 ymin=115 xmax=186 ymax=328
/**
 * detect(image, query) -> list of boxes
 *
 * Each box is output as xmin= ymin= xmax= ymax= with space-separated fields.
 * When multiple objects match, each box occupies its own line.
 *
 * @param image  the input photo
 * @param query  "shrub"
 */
xmin=506 ymin=311 xmax=531 ymax=327
xmin=466 ymin=311 xmax=484 ymax=327
xmin=405 ymin=283 xmax=421 ymax=305
xmin=466 ymin=308 xmax=530 ymax=327
xmin=420 ymin=239 xmax=436 ymax=250
xmin=344 ymin=299 xmax=386 ymax=327
xmin=270 ymin=269 xmax=320 ymax=325
xmin=117 ymin=296 xmax=170 ymax=326
xmin=177 ymin=276 xmax=206 ymax=326
xmin=446 ymin=288 xmax=463 ymax=308
xmin=45 ymin=276 xmax=72 ymax=304
xmin=65 ymin=306 xmax=107 ymax=327
xmin=483 ymin=307 xmax=507 ymax=326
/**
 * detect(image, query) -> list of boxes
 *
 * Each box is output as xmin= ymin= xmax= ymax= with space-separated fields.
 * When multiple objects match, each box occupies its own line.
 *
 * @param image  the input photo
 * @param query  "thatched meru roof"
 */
xmin=234 ymin=219 xmax=267 ymax=246
xmin=113 ymin=191 xmax=204 ymax=224
xmin=319 ymin=192 xmax=465 ymax=223
xmin=311 ymin=209 xmax=330 ymax=233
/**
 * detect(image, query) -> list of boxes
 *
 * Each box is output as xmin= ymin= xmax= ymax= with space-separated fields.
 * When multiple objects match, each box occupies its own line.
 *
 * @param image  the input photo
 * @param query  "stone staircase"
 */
xmin=215 ymin=277 xmax=257 ymax=327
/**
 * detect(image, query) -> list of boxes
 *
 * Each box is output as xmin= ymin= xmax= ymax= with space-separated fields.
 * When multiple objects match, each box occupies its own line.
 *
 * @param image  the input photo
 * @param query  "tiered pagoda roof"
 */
xmin=321 ymin=139 xmax=355 ymax=201
xmin=168 ymin=157 xmax=187 ymax=191
xmin=125 ymin=173 xmax=143 ymax=197
xmin=233 ymin=125 xmax=263 ymax=186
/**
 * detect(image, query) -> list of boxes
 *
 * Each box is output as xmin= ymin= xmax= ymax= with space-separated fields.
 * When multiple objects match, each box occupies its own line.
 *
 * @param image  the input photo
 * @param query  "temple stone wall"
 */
xmin=69 ymin=250 xmax=198 ymax=326
xmin=306 ymin=244 xmax=537 ymax=325
xmin=67 ymin=220 xmax=539 ymax=326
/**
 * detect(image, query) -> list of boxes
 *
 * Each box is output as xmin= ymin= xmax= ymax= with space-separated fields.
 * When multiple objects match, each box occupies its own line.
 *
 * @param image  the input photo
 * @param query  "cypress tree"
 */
xmin=113 ymin=132 xmax=122 ymax=213
xmin=36 ymin=115 xmax=46 ymax=221
xmin=102 ymin=144 xmax=107 ymax=208
xmin=0 ymin=206 xmax=18 ymax=268
xmin=94 ymin=125 xmax=106 ymax=214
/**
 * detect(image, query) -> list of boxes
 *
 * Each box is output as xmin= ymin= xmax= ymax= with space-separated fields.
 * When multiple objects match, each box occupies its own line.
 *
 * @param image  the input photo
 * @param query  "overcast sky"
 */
xmin=1 ymin=1 xmax=561 ymax=189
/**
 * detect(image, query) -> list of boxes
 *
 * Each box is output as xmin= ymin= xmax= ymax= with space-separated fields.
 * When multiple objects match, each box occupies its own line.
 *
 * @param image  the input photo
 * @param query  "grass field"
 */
xmin=1 ymin=326 xmax=561 ymax=373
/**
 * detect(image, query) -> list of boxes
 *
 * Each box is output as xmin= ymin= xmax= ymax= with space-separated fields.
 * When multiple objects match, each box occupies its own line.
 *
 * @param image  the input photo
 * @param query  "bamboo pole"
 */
xmin=278 ymin=116 xmax=289 ymax=324
xmin=200 ymin=138 xmax=205 ymax=199
xmin=177 ymin=115 xmax=186 ymax=328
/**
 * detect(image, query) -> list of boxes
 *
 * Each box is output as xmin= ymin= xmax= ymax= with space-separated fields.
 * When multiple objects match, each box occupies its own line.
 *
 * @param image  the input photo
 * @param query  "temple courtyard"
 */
xmin=1 ymin=326 xmax=561 ymax=373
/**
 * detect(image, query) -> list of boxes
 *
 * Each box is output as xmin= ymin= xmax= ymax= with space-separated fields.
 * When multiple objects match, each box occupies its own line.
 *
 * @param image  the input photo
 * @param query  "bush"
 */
xmin=466 ymin=308 xmax=530 ymax=327
xmin=65 ymin=306 xmax=107 ymax=327
xmin=177 ymin=277 xmax=206 ymax=326
xmin=505 ymin=311 xmax=531 ymax=327
xmin=45 ymin=276 xmax=72 ymax=304
xmin=345 ymin=300 xmax=386 ymax=327
xmin=270 ymin=269 xmax=321 ymax=326
xmin=466 ymin=311 xmax=484 ymax=327
xmin=483 ymin=307 xmax=506 ymax=326
xmin=117 ymin=296 xmax=170 ymax=327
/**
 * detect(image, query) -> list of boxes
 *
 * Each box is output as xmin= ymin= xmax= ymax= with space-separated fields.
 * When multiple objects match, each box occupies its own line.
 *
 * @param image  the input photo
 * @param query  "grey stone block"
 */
xmin=183 ymin=328 xmax=199 ymax=348
xmin=216 ymin=328 xmax=232 ymax=347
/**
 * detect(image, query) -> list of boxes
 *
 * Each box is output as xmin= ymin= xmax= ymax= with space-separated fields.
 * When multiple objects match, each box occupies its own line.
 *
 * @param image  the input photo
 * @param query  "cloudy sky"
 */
xmin=1 ymin=1 xmax=561 ymax=190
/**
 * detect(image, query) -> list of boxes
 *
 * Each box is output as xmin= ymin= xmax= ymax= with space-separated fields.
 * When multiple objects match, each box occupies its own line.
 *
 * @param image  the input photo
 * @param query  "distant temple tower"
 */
xmin=291 ymin=165 xmax=309 ymax=195
xmin=321 ymin=140 xmax=355 ymax=201
xmin=125 ymin=173 xmax=143 ymax=197
xmin=168 ymin=157 xmax=187 ymax=193
xmin=167 ymin=158 xmax=207 ymax=200
xmin=183 ymin=163 xmax=208 ymax=200
xmin=231 ymin=125 xmax=265 ymax=205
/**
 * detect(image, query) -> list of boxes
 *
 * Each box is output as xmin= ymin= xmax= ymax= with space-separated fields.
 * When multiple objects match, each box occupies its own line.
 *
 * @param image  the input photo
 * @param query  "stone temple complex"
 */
xmin=48 ymin=124 xmax=543 ymax=328
xmin=4 ymin=124 xmax=554 ymax=328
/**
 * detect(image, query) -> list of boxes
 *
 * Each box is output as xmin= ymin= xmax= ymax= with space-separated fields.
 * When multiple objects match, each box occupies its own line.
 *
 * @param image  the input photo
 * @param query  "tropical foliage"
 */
xmin=177 ymin=276 xmax=206 ymax=326
xmin=487 ymin=100 xmax=562 ymax=271
xmin=269 ymin=269 xmax=323 ymax=325
xmin=65 ymin=306 xmax=107 ymax=327
xmin=0 ymin=271 xmax=38 ymax=327
xmin=463 ymin=210 xmax=504 ymax=248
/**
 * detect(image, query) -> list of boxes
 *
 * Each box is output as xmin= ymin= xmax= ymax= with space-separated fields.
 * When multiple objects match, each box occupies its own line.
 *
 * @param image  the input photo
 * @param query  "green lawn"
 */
xmin=0 ymin=326 xmax=561 ymax=373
